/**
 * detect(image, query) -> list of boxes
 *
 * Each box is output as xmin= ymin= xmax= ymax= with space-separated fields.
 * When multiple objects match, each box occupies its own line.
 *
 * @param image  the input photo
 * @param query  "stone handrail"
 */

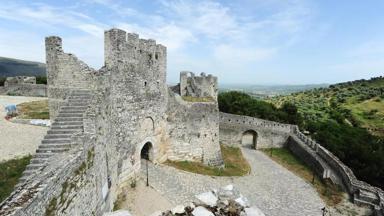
xmin=292 ymin=126 xmax=384 ymax=212
xmin=218 ymin=112 xmax=383 ymax=212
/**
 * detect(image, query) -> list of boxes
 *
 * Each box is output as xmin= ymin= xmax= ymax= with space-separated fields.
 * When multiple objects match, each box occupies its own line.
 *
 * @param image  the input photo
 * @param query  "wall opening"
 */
xmin=241 ymin=130 xmax=258 ymax=149
xmin=140 ymin=142 xmax=153 ymax=161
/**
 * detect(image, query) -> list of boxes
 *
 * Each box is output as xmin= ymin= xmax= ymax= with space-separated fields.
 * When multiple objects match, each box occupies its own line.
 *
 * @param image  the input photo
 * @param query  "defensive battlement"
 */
xmin=180 ymin=71 xmax=218 ymax=99
xmin=104 ymin=28 xmax=166 ymax=68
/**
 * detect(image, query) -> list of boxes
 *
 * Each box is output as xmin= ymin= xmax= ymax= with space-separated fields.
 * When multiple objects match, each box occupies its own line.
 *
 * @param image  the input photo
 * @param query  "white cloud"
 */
xmin=0 ymin=3 xmax=106 ymax=36
xmin=214 ymin=44 xmax=277 ymax=62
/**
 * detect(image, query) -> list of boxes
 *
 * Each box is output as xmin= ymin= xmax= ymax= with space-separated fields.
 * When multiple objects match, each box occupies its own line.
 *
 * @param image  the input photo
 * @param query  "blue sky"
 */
xmin=0 ymin=0 xmax=383 ymax=84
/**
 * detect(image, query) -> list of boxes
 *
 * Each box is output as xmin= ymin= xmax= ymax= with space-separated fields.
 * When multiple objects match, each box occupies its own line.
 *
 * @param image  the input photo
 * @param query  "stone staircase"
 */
xmin=18 ymin=90 xmax=92 ymax=184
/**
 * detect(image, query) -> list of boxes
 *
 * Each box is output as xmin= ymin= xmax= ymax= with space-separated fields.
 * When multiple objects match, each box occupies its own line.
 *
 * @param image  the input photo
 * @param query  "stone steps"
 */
xmin=39 ymin=143 xmax=72 ymax=149
xmin=57 ymin=113 xmax=84 ymax=118
xmin=59 ymin=110 xmax=85 ymax=114
xmin=60 ymin=106 xmax=88 ymax=111
xmin=47 ymin=129 xmax=80 ymax=134
xmin=52 ymin=121 xmax=83 ymax=126
xmin=25 ymin=164 xmax=44 ymax=171
xmin=30 ymin=157 xmax=48 ymax=164
xmin=18 ymin=89 xmax=93 ymax=185
xmin=42 ymin=139 xmax=71 ymax=144
xmin=36 ymin=148 xmax=69 ymax=153
xmin=51 ymin=125 xmax=83 ymax=130
xmin=34 ymin=152 xmax=55 ymax=158
xmin=55 ymin=117 xmax=83 ymax=122
xmin=44 ymin=134 xmax=72 ymax=139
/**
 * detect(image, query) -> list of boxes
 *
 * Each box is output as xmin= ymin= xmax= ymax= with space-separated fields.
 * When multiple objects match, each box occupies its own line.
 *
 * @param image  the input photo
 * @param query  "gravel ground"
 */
xmin=141 ymin=148 xmax=325 ymax=216
xmin=0 ymin=95 xmax=48 ymax=161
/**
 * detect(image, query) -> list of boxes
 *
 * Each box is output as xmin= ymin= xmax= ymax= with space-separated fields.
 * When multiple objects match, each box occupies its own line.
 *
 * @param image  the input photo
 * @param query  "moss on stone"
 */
xmin=45 ymin=197 xmax=58 ymax=216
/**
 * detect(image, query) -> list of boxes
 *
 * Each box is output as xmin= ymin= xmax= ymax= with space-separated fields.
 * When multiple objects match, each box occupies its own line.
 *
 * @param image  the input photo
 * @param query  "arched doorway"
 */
xmin=241 ymin=130 xmax=258 ymax=149
xmin=140 ymin=142 xmax=153 ymax=161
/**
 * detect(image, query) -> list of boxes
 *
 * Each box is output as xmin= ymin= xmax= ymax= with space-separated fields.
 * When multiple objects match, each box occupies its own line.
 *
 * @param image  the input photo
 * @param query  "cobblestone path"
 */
xmin=140 ymin=147 xmax=325 ymax=216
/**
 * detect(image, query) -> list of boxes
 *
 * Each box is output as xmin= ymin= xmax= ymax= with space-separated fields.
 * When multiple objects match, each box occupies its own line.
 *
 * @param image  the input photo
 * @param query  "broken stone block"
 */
xmin=195 ymin=191 xmax=218 ymax=207
xmin=235 ymin=194 xmax=250 ymax=208
xmin=171 ymin=205 xmax=185 ymax=214
xmin=192 ymin=206 xmax=214 ymax=216
xmin=244 ymin=206 xmax=265 ymax=216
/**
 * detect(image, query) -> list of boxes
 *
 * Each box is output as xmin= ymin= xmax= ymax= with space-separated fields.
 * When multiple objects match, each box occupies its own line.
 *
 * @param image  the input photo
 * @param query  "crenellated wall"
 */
xmin=219 ymin=112 xmax=293 ymax=148
xmin=180 ymin=71 xmax=218 ymax=99
xmin=3 ymin=28 xmax=383 ymax=216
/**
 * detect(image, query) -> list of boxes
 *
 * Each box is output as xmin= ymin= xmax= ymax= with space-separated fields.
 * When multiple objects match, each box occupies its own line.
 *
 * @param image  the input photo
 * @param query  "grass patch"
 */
xmin=17 ymin=100 xmax=49 ymax=119
xmin=165 ymin=145 xmax=250 ymax=176
xmin=261 ymin=148 xmax=343 ymax=206
xmin=0 ymin=155 xmax=32 ymax=203
xmin=182 ymin=96 xmax=214 ymax=102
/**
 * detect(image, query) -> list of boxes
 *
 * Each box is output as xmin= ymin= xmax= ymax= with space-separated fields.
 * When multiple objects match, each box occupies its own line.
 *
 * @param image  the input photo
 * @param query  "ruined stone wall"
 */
xmin=0 ymin=106 xmax=113 ymax=216
xmin=219 ymin=112 xmax=293 ymax=148
xmin=167 ymin=90 xmax=223 ymax=166
xmin=180 ymin=71 xmax=218 ymax=99
xmin=2 ymin=76 xmax=47 ymax=97
xmin=45 ymin=36 xmax=95 ymax=119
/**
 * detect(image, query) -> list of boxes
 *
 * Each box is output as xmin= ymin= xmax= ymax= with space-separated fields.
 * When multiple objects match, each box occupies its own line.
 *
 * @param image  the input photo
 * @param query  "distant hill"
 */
xmin=220 ymin=83 xmax=329 ymax=98
xmin=267 ymin=76 xmax=384 ymax=137
xmin=0 ymin=57 xmax=46 ymax=78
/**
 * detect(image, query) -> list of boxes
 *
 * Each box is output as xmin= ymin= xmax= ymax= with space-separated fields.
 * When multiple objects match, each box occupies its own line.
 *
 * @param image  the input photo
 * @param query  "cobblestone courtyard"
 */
xmin=141 ymin=147 xmax=324 ymax=216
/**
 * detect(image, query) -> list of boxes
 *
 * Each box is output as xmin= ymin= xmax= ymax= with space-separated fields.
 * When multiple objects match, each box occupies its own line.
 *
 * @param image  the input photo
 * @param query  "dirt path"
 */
xmin=116 ymin=179 xmax=173 ymax=216
xmin=0 ymin=95 xmax=48 ymax=161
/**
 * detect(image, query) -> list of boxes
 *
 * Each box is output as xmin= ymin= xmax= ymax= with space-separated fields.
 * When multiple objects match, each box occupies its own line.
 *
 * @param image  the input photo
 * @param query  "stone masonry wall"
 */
xmin=219 ymin=112 xmax=293 ymax=148
xmin=2 ymin=76 xmax=47 ymax=97
xmin=0 ymin=105 xmax=113 ymax=216
xmin=167 ymin=90 xmax=223 ymax=166
xmin=103 ymin=29 xmax=170 ymax=184
xmin=45 ymin=36 xmax=95 ymax=119
xmin=180 ymin=71 xmax=218 ymax=99
xmin=220 ymin=112 xmax=384 ymax=213
xmin=292 ymin=127 xmax=384 ymax=212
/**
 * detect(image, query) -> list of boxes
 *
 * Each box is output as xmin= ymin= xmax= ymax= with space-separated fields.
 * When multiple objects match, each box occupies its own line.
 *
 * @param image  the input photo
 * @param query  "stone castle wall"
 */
xmin=0 ymin=104 xmax=114 ymax=216
xmin=3 ymin=28 xmax=383 ymax=215
xmin=180 ymin=71 xmax=218 ymax=99
xmin=167 ymin=90 xmax=222 ymax=166
xmin=291 ymin=127 xmax=384 ymax=213
xmin=2 ymin=76 xmax=47 ymax=97
xmin=219 ymin=112 xmax=383 ymax=213
xmin=45 ymin=36 xmax=95 ymax=119
xmin=219 ymin=112 xmax=293 ymax=148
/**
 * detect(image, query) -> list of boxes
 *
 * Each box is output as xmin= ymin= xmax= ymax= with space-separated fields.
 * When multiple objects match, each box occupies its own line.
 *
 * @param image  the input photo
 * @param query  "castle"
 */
xmin=0 ymin=29 xmax=383 ymax=216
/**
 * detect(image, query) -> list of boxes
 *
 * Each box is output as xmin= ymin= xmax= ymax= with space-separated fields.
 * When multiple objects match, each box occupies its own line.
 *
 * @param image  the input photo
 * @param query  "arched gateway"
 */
xmin=241 ymin=130 xmax=258 ymax=149
xmin=140 ymin=142 xmax=154 ymax=161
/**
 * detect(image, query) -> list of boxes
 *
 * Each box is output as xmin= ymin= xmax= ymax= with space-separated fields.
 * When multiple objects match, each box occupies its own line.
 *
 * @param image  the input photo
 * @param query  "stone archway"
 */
xmin=140 ymin=142 xmax=154 ymax=161
xmin=241 ymin=130 xmax=258 ymax=149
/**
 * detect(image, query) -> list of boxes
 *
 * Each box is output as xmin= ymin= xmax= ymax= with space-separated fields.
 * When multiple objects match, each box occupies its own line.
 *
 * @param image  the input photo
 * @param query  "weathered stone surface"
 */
xmin=171 ymin=205 xmax=185 ymax=214
xmin=103 ymin=210 xmax=132 ymax=216
xmin=192 ymin=206 xmax=214 ymax=216
xmin=1 ymin=27 xmax=383 ymax=216
xmin=244 ymin=207 xmax=265 ymax=216
xmin=195 ymin=191 xmax=218 ymax=207
xmin=2 ymin=76 xmax=46 ymax=97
